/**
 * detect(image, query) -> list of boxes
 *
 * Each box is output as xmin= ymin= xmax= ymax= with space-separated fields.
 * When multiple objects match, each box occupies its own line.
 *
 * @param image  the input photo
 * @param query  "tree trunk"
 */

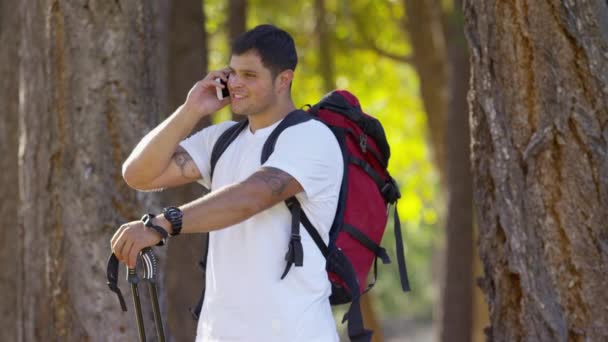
xmin=403 ymin=1 xmax=477 ymax=340
xmin=440 ymin=1 xmax=475 ymax=341
xmin=18 ymin=1 xmax=169 ymax=340
xmin=228 ymin=0 xmax=247 ymax=121
xmin=314 ymin=0 xmax=336 ymax=93
xmin=472 ymin=222 xmax=490 ymax=342
xmin=228 ymin=0 xmax=247 ymax=43
xmin=360 ymin=293 xmax=384 ymax=342
xmin=0 ymin=1 xmax=21 ymax=340
xmin=164 ymin=1 xmax=210 ymax=341
xmin=464 ymin=0 xmax=608 ymax=340
xmin=402 ymin=0 xmax=449 ymax=185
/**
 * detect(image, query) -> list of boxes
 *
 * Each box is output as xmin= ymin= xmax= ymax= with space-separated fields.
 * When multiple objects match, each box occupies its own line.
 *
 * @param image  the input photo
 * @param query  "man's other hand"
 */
xmin=110 ymin=220 xmax=163 ymax=268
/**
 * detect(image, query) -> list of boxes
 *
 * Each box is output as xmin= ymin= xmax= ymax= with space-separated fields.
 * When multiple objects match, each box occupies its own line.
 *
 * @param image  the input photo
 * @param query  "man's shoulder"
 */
xmin=185 ymin=120 xmax=237 ymax=145
xmin=283 ymin=117 xmax=334 ymax=140
xmin=207 ymin=120 xmax=239 ymax=136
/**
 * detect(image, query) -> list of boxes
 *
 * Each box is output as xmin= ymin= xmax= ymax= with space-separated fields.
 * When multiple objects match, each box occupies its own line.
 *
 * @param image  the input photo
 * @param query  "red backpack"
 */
xmin=194 ymin=90 xmax=410 ymax=342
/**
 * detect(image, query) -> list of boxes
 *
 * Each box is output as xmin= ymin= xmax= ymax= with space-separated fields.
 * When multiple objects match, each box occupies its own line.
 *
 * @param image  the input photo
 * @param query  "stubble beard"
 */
xmin=232 ymin=93 xmax=276 ymax=117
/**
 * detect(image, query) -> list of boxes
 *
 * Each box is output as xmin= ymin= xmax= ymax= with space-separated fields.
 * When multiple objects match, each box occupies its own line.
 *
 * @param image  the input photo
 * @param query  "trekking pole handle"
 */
xmin=127 ymin=247 xmax=159 ymax=284
xmin=140 ymin=247 xmax=158 ymax=282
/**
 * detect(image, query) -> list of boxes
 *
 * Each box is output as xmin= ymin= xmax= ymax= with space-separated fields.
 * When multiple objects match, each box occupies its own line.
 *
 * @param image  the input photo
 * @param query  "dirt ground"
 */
xmin=338 ymin=318 xmax=434 ymax=342
xmin=383 ymin=318 xmax=434 ymax=342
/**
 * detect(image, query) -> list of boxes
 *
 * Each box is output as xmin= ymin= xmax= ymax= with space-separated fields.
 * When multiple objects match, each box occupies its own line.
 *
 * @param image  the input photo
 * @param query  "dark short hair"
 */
xmin=231 ymin=24 xmax=298 ymax=79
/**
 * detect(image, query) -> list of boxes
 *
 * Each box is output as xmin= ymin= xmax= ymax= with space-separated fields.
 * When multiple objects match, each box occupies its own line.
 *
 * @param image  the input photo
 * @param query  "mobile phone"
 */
xmin=215 ymin=78 xmax=230 ymax=100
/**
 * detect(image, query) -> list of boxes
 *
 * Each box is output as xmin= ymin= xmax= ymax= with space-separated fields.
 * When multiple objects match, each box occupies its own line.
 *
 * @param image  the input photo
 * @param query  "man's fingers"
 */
xmin=110 ymin=225 xmax=125 ymax=251
xmin=119 ymin=238 xmax=135 ymax=265
xmin=127 ymin=242 xmax=140 ymax=269
xmin=111 ymin=229 xmax=127 ymax=259
xmin=200 ymin=79 xmax=225 ymax=90
xmin=204 ymin=69 xmax=229 ymax=83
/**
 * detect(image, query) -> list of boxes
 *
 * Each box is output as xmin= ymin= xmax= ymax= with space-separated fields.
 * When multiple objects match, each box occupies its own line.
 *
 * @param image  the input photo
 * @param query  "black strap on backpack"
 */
xmin=259 ymin=110 xmax=313 ymax=278
xmin=260 ymin=110 xmax=372 ymax=342
xmin=380 ymin=178 xmax=411 ymax=292
xmin=210 ymin=119 xmax=250 ymax=180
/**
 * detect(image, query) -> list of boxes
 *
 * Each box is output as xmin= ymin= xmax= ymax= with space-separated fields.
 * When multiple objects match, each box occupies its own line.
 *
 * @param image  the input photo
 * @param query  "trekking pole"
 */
xmin=127 ymin=247 xmax=166 ymax=342
xmin=107 ymin=247 xmax=165 ymax=342
xmin=128 ymin=266 xmax=146 ymax=342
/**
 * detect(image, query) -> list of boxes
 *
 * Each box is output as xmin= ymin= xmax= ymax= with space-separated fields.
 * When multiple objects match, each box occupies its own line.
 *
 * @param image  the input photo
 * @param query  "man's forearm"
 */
xmin=153 ymin=167 xmax=302 ymax=235
xmin=122 ymin=105 xmax=202 ymax=184
xmin=155 ymin=181 xmax=268 ymax=235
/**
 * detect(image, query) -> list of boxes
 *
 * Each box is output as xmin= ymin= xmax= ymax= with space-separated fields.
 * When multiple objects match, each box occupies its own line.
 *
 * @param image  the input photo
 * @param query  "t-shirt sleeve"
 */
xmin=262 ymin=121 xmax=343 ymax=201
xmin=179 ymin=121 xmax=236 ymax=189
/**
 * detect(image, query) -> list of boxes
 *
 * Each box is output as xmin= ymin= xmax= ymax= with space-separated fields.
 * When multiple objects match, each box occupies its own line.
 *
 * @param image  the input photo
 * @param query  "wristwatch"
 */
xmin=141 ymin=213 xmax=169 ymax=246
xmin=163 ymin=206 xmax=183 ymax=236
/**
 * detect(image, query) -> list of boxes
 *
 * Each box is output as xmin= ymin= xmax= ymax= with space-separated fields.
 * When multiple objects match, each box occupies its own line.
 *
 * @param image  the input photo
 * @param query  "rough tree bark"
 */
xmin=464 ymin=0 xmax=608 ymax=340
xmin=0 ymin=1 xmax=21 ymax=341
xmin=18 ymin=1 xmax=169 ymax=340
xmin=164 ymin=1 xmax=210 ymax=341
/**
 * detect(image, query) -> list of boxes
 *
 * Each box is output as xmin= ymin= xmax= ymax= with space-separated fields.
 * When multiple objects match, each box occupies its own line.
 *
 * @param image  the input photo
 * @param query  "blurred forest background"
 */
xmin=1 ymin=0 xmax=606 ymax=341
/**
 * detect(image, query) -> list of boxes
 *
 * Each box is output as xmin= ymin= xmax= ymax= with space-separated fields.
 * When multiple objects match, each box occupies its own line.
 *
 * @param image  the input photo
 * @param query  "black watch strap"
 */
xmin=141 ymin=213 xmax=168 ymax=246
xmin=163 ymin=206 xmax=183 ymax=236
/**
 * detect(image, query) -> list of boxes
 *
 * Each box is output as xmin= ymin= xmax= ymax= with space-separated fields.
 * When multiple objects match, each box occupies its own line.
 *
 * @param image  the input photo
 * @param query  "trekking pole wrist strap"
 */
xmin=141 ymin=213 xmax=168 ymax=246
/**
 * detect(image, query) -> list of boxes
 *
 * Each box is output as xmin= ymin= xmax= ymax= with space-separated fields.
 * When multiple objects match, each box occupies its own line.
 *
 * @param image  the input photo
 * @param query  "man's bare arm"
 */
xmin=130 ymin=146 xmax=203 ymax=192
xmin=122 ymin=69 xmax=230 ymax=190
xmin=154 ymin=167 xmax=303 ymax=234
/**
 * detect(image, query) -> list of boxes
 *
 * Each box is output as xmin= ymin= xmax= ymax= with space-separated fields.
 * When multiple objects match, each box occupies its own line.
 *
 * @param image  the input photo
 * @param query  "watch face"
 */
xmin=167 ymin=209 xmax=179 ymax=219
xmin=164 ymin=207 xmax=182 ymax=222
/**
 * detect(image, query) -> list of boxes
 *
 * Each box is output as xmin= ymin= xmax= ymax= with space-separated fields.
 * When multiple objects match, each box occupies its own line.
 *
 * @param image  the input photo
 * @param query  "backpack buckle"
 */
xmin=381 ymin=178 xmax=401 ymax=204
xmin=359 ymin=134 xmax=367 ymax=153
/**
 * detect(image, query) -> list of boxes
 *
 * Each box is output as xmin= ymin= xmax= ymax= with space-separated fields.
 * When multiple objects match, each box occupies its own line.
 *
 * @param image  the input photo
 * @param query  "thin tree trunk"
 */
xmin=464 ymin=0 xmax=608 ymax=340
xmin=402 ymin=0 xmax=449 ymax=185
xmin=0 ymin=0 xmax=21 ymax=340
xmin=403 ymin=1 xmax=475 ymax=340
xmin=441 ymin=1 xmax=474 ymax=341
xmin=228 ymin=0 xmax=247 ymax=43
xmin=360 ymin=292 xmax=384 ymax=342
xmin=228 ymin=0 xmax=247 ymax=121
xmin=19 ymin=1 xmax=169 ymax=340
xmin=314 ymin=0 xmax=336 ymax=93
xmin=164 ymin=1 xmax=210 ymax=341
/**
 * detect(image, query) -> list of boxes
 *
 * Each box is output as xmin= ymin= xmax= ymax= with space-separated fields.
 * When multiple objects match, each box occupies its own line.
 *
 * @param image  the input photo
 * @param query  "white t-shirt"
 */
xmin=179 ymin=116 xmax=343 ymax=342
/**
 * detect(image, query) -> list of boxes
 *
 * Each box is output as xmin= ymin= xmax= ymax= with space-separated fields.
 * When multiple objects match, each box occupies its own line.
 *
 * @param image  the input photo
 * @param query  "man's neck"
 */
xmin=247 ymin=101 xmax=296 ymax=133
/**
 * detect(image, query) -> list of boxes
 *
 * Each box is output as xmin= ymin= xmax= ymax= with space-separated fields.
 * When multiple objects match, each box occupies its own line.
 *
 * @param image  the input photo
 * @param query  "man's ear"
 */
xmin=276 ymin=69 xmax=294 ymax=93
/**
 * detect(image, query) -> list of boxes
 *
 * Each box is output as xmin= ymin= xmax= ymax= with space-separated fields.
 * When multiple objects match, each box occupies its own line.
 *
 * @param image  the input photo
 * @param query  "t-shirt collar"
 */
xmin=246 ymin=118 xmax=284 ymax=138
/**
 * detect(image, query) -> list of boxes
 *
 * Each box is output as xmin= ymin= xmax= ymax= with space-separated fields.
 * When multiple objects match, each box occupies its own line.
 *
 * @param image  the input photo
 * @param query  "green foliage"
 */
xmin=204 ymin=0 xmax=442 ymax=321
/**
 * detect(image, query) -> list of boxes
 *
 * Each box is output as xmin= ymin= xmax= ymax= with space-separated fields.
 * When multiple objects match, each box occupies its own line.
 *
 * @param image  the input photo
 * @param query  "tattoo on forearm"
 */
xmin=253 ymin=167 xmax=292 ymax=196
xmin=172 ymin=147 xmax=200 ymax=179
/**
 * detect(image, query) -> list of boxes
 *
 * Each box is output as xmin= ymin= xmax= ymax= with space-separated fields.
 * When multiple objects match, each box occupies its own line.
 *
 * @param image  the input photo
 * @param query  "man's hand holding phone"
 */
xmin=182 ymin=69 xmax=231 ymax=118
xmin=215 ymin=77 xmax=230 ymax=100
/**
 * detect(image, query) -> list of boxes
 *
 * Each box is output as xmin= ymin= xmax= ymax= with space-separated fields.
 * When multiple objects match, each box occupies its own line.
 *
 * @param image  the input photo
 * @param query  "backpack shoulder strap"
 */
xmin=260 ymin=109 xmax=312 ymax=164
xmin=209 ymin=119 xmax=249 ymax=181
xmin=260 ymin=110 xmax=324 ymax=280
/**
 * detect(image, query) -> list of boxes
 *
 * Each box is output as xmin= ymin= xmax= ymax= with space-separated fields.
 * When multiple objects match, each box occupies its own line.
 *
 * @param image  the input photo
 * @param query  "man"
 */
xmin=111 ymin=24 xmax=343 ymax=341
